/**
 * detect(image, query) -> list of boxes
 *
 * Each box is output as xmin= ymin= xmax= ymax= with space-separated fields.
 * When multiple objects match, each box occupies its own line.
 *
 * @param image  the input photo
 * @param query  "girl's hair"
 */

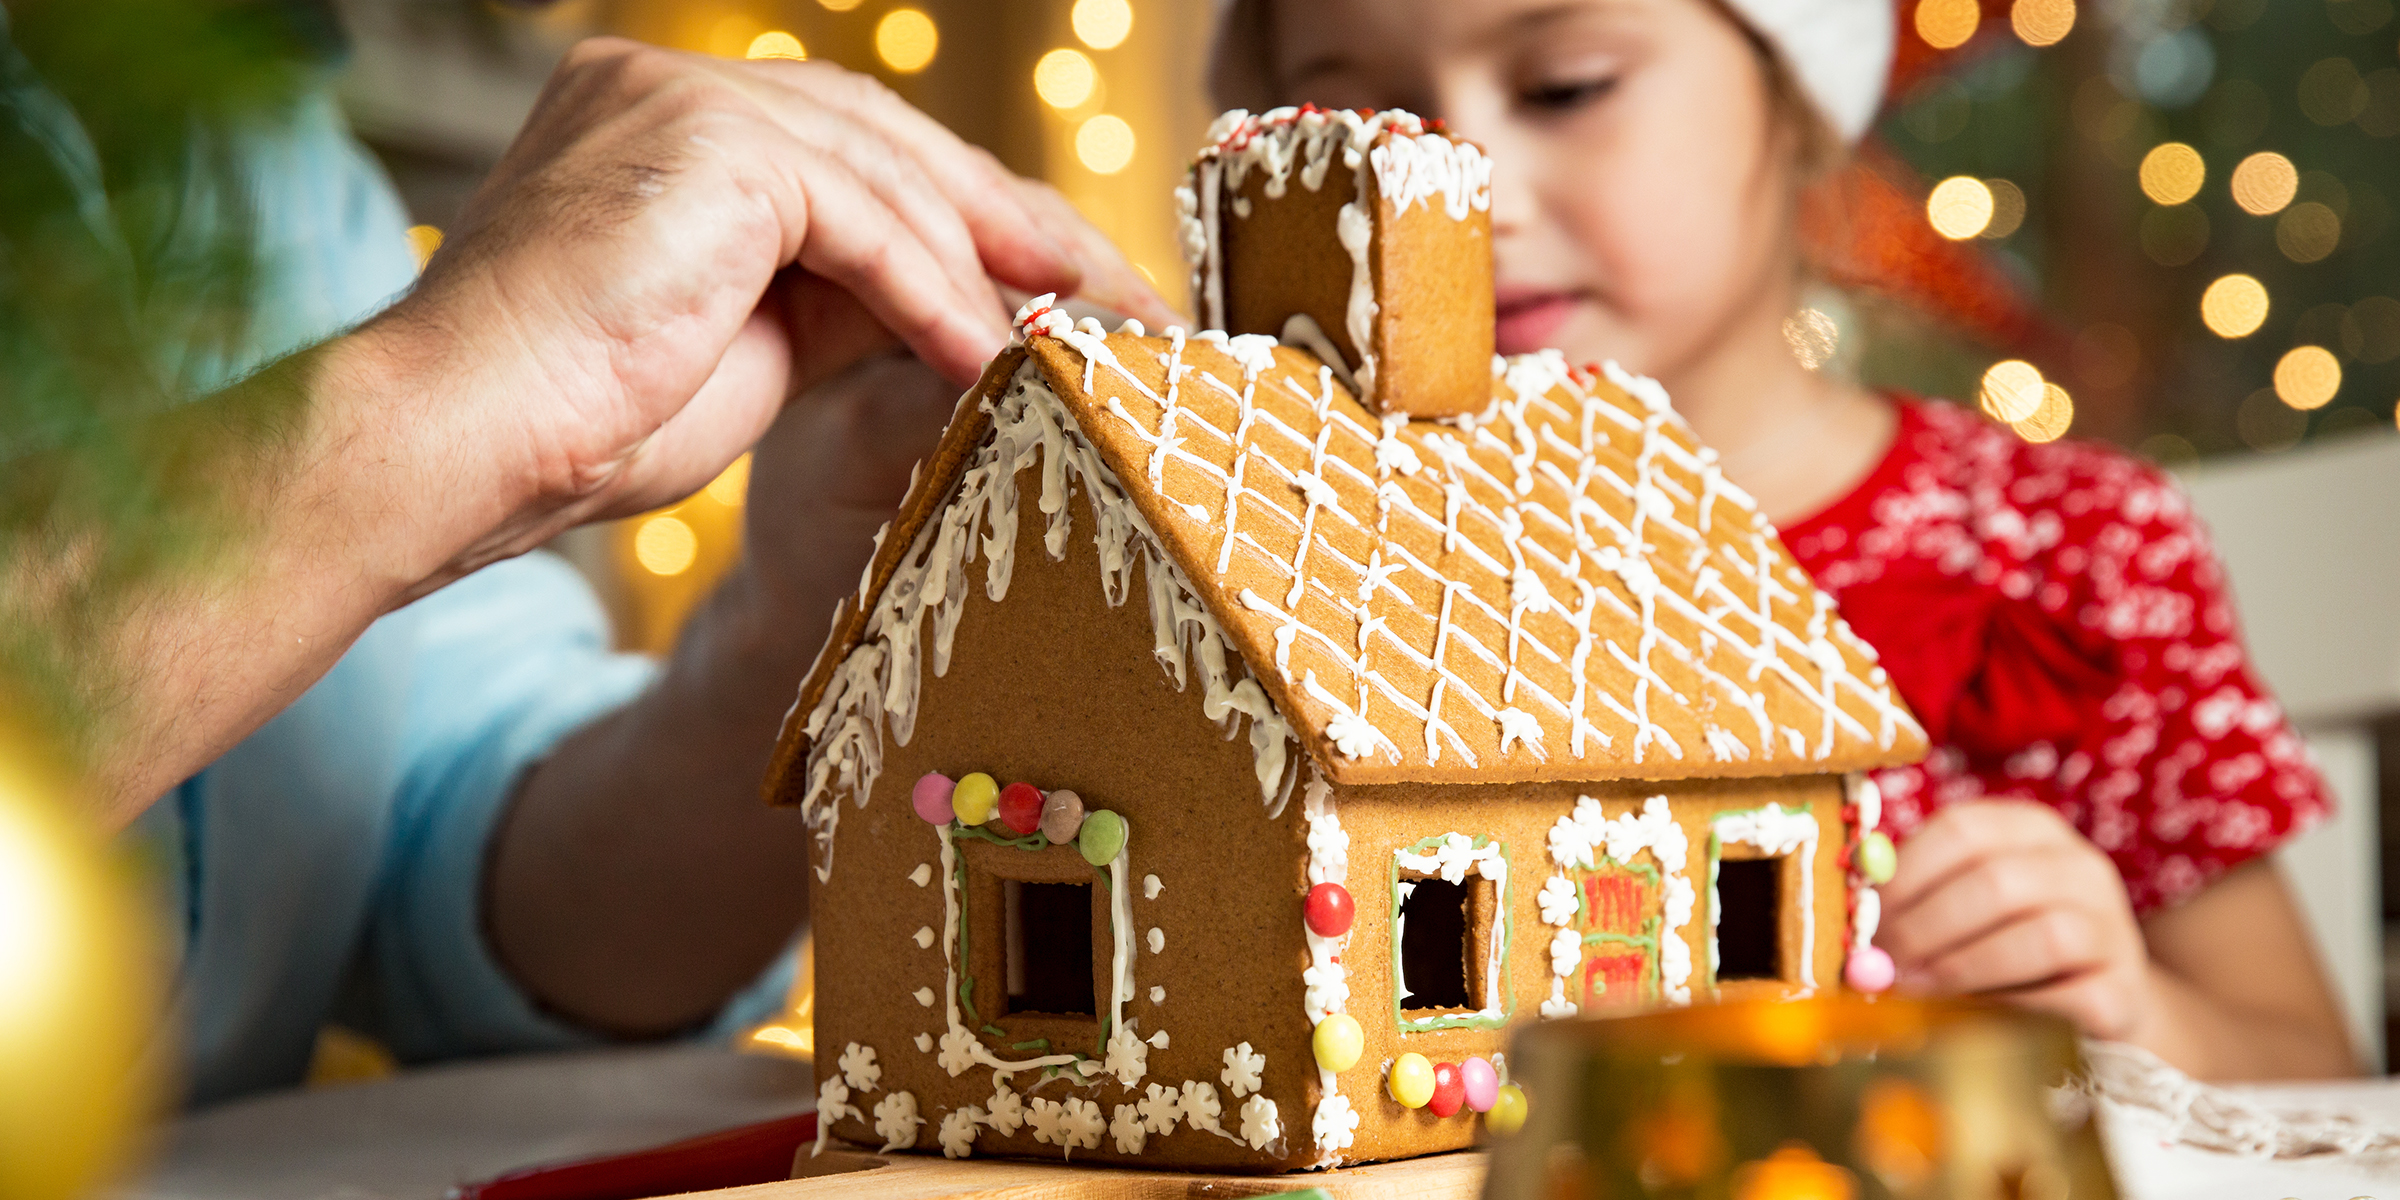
xmin=1206 ymin=0 xmax=1848 ymax=183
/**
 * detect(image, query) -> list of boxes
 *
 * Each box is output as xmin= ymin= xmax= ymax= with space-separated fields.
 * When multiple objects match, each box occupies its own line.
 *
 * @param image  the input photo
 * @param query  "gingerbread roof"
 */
xmin=773 ymin=305 xmax=1926 ymax=800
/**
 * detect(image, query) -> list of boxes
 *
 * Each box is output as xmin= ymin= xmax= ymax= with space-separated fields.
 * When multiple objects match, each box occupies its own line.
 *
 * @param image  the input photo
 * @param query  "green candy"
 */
xmin=1078 ymin=809 xmax=1127 ymax=866
xmin=1856 ymin=830 xmax=1897 ymax=884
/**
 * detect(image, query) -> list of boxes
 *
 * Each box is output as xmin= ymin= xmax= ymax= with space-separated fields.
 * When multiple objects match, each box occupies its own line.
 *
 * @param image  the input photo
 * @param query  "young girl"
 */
xmin=1209 ymin=0 xmax=2355 ymax=1078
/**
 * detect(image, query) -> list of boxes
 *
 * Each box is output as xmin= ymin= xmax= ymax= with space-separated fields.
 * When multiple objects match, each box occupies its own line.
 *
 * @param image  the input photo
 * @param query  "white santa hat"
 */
xmin=1208 ymin=0 xmax=1896 ymax=144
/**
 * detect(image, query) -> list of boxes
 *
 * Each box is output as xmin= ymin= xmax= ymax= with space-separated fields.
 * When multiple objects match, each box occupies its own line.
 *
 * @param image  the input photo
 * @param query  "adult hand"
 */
xmin=369 ymin=39 xmax=1174 ymax=595
xmin=1874 ymin=800 xmax=2152 ymax=1040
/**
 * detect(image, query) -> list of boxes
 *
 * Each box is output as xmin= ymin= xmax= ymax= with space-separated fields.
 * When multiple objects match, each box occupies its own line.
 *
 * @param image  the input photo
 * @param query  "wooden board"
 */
xmin=680 ymin=1146 xmax=1486 ymax=1200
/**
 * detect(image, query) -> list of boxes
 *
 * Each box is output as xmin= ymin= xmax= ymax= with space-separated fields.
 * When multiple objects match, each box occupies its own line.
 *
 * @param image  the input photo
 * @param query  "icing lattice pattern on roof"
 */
xmin=1021 ymin=316 xmax=1925 ymax=785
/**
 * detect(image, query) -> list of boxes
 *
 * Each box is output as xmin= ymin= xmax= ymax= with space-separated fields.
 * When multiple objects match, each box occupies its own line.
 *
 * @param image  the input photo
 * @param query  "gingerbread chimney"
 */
xmin=1177 ymin=107 xmax=1495 ymax=419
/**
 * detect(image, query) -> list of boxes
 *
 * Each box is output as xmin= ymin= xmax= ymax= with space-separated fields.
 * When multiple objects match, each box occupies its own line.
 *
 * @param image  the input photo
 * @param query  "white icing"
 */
xmin=1180 ymin=107 xmax=1491 ymax=408
xmin=1105 ymin=1024 xmax=1150 ymax=1087
xmin=984 ymin=1082 xmax=1026 ymax=1135
xmin=1111 ymin=1103 xmax=1148 ymax=1153
xmin=1143 ymin=873 xmax=1163 ymax=899
xmin=914 ymin=987 xmax=935 ymax=1007
xmin=1029 ymin=1096 xmax=1105 ymax=1156
xmin=1149 ymin=985 xmax=1166 ymax=1003
xmin=915 ymin=1032 xmax=933 ymax=1053
xmin=1239 ymin=1095 xmax=1282 ymax=1151
xmin=1148 ymin=1030 xmax=1169 ymax=1049
xmin=839 ymin=1042 xmax=882 ymax=1091
xmin=1146 ymin=927 xmax=1165 ymax=954
xmin=913 ymin=925 xmax=935 ymax=949
xmin=1536 ymin=874 xmax=1578 ymax=926
xmin=873 ymin=1091 xmax=922 ymax=1151
xmin=797 ymin=355 xmax=1298 ymax=880
xmin=1221 ymin=1042 xmax=1266 ymax=1097
xmin=1846 ymin=771 xmax=1883 ymax=831
xmin=1181 ymin=1080 xmax=1225 ymax=1134
xmin=1139 ymin=1083 xmax=1182 ymax=1134
xmin=1312 ymin=1093 xmax=1360 ymax=1153
xmin=813 ymin=1077 xmax=859 ymax=1156
xmin=1544 ymin=795 xmax=1695 ymax=1007
xmin=1392 ymin=833 xmax=1508 ymax=1021
xmin=1852 ymin=886 xmax=1881 ymax=949
xmin=938 ymin=1106 xmax=981 ymax=1158
xmin=910 ymin=863 xmax=932 ymax=887
xmin=1710 ymin=803 xmax=1821 ymax=992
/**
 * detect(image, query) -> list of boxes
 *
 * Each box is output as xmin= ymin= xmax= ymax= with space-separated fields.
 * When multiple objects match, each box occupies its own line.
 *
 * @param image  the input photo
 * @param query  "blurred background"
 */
xmin=330 ymin=0 xmax=2400 ymax=1067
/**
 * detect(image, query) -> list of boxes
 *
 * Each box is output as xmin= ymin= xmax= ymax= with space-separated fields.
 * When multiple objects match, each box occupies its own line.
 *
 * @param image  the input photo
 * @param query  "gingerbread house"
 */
xmin=764 ymin=107 xmax=1927 ymax=1173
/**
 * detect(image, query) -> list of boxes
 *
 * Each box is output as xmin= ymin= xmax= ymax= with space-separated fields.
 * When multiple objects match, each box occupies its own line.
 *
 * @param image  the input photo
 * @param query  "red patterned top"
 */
xmin=1783 ymin=399 xmax=2329 ymax=913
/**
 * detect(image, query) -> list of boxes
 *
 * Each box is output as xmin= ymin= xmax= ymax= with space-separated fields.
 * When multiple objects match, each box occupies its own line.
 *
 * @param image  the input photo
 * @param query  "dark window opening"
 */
xmin=1715 ymin=857 xmax=1782 ymax=980
xmin=1003 ymin=880 xmax=1095 ymax=1016
xmin=1399 ymin=877 xmax=1473 ymax=1011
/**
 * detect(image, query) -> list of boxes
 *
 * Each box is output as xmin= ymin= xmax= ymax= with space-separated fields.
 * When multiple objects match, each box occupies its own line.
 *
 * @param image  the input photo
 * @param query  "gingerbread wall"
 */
xmin=809 ymin=455 xmax=1327 ymax=1172
xmin=1320 ymin=775 xmax=1849 ymax=1164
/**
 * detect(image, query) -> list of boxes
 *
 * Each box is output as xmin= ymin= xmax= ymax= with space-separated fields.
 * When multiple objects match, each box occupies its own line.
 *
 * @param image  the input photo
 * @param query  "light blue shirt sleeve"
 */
xmin=353 ymin=553 xmax=794 ymax=1063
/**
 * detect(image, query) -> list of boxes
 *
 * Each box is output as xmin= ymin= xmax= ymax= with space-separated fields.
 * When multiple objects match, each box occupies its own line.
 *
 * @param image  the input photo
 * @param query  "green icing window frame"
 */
xmin=1387 ymin=833 xmax=1514 ymax=1033
xmin=950 ymin=823 xmax=1120 ymax=1065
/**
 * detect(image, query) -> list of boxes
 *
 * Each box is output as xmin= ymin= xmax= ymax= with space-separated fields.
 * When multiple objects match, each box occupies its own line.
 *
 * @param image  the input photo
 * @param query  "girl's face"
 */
xmin=1267 ymin=0 xmax=1804 ymax=385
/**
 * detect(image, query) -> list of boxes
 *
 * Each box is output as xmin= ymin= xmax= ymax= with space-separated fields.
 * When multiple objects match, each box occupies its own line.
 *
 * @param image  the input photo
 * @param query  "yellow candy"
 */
xmin=1485 ymin=1083 xmax=1528 ymax=1136
xmin=1312 ymin=1013 xmax=1364 ymax=1072
xmin=951 ymin=772 xmax=999 ymax=825
xmin=1388 ymin=1052 xmax=1435 ymax=1108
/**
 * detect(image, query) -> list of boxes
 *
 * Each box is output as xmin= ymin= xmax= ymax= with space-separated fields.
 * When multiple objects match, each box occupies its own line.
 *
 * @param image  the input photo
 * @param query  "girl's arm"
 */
xmin=1876 ymin=799 xmax=2357 ymax=1080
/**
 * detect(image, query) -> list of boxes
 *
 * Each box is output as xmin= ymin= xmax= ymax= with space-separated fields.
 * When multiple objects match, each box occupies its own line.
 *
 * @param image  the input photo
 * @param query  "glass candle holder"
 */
xmin=1485 ymin=995 xmax=2117 ymax=1200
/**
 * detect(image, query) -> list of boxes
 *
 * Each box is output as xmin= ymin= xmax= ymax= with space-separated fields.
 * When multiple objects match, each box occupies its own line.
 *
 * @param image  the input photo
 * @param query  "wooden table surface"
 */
xmin=697 ymin=1145 xmax=1488 ymax=1200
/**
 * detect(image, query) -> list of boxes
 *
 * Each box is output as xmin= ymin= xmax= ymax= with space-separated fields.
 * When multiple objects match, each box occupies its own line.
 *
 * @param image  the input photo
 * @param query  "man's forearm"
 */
xmin=487 ymin=559 xmax=823 ymax=1037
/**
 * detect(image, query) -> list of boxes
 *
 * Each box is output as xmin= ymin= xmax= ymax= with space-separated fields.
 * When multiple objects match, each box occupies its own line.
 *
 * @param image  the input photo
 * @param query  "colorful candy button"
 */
xmin=996 ymin=782 xmax=1044 ymax=836
xmin=1845 ymin=945 xmax=1897 ymax=993
xmin=1312 ymin=1013 xmax=1363 ymax=1072
xmin=1427 ymin=1061 xmax=1465 ymax=1118
xmin=1460 ymin=1056 xmax=1499 ymax=1113
xmin=1078 ymin=809 xmax=1127 ymax=866
xmin=1486 ymin=1084 xmax=1528 ymax=1136
xmin=1039 ymin=789 xmax=1085 ymax=843
xmin=1856 ymin=831 xmax=1897 ymax=884
xmin=1304 ymin=882 xmax=1355 ymax=938
xmin=951 ymin=772 xmax=999 ymax=826
xmin=1388 ymin=1053 xmax=1434 ymax=1109
xmin=910 ymin=773 xmax=955 ymax=824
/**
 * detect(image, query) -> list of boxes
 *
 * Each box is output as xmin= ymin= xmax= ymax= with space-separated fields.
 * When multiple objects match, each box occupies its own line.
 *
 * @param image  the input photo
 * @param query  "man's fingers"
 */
xmin=776 ymin=272 xmax=905 ymax=396
xmin=1010 ymin=179 xmax=1183 ymax=329
xmin=1898 ymin=905 xmax=2107 ymax=997
xmin=756 ymin=60 xmax=1083 ymax=297
xmin=589 ymin=304 xmax=797 ymax=520
xmin=784 ymin=147 xmax=1006 ymax=384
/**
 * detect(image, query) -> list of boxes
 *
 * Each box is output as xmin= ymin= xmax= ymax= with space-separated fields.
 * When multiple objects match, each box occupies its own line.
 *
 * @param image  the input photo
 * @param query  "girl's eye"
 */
xmin=1520 ymin=76 xmax=1617 ymax=113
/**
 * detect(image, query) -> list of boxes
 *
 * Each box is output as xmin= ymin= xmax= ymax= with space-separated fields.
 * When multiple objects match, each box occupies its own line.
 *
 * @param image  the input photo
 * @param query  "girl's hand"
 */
xmin=1874 ymin=800 xmax=2155 ymax=1041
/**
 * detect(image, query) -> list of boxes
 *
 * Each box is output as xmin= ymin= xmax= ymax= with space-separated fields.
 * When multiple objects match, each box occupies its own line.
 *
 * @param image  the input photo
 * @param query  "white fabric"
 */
xmin=1207 ymin=0 xmax=1895 ymax=144
xmin=1719 ymin=0 xmax=1896 ymax=142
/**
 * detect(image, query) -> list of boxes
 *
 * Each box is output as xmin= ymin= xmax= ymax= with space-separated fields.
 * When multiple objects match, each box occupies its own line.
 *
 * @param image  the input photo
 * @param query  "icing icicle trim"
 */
xmin=797 ymin=358 xmax=1299 ymax=879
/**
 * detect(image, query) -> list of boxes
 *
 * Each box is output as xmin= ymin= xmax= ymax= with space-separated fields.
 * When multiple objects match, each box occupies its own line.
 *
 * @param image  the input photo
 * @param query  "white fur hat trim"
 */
xmin=1719 ymin=0 xmax=1897 ymax=142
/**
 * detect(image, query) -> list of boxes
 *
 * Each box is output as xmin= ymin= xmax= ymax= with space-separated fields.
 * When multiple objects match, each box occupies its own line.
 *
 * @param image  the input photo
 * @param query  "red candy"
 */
xmin=1304 ymin=883 xmax=1355 ymax=938
xmin=1427 ymin=1061 xmax=1465 ymax=1118
xmin=996 ymin=782 xmax=1045 ymax=836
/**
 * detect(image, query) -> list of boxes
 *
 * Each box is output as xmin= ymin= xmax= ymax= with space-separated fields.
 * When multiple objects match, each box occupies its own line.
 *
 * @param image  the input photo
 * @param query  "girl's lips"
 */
xmin=1493 ymin=289 xmax=1580 ymax=355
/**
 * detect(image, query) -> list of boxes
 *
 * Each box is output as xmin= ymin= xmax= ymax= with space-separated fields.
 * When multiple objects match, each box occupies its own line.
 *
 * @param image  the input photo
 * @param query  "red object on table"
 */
xmin=447 ymin=1111 xmax=816 ymax=1200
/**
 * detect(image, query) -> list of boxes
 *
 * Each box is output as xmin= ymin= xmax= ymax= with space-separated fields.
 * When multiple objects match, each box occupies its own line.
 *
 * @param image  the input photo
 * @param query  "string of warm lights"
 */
xmin=1912 ymin=0 xmax=2399 ymax=453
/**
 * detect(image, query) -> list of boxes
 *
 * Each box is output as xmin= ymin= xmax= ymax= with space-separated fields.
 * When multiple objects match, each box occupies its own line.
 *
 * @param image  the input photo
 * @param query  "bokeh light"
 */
xmin=406 ymin=224 xmax=442 ymax=271
xmin=1915 ymin=0 xmax=1980 ymax=50
xmin=1782 ymin=308 xmax=1840 ymax=370
xmin=2138 ymin=142 xmax=2205 ymax=205
xmin=2273 ymin=345 xmax=2342 ymax=409
xmin=2014 ymin=383 xmax=2076 ymax=443
xmin=2236 ymin=387 xmax=2307 ymax=451
xmin=1980 ymin=360 xmax=2046 ymax=422
xmin=705 ymin=453 xmax=753 ymax=507
xmin=635 ymin=515 xmax=699 ymax=576
xmin=2276 ymin=201 xmax=2342 ymax=262
xmin=2201 ymin=274 xmax=2270 ymax=337
xmin=1982 ymin=179 xmax=2027 ymax=237
xmin=2347 ymin=296 xmax=2400 ymax=363
xmin=1076 ymin=114 xmax=1137 ymax=174
xmin=1035 ymin=48 xmax=1098 ymax=109
xmin=818 ymin=0 xmax=863 ymax=10
xmin=2230 ymin=151 xmax=2298 ymax=215
xmin=875 ymin=9 xmax=939 ymax=73
xmin=1927 ymin=176 xmax=1996 ymax=239
xmin=2011 ymin=0 xmax=2076 ymax=46
xmin=2298 ymin=57 xmax=2368 ymax=126
xmin=1072 ymin=0 xmax=1134 ymax=50
xmin=745 ymin=31 xmax=805 ymax=60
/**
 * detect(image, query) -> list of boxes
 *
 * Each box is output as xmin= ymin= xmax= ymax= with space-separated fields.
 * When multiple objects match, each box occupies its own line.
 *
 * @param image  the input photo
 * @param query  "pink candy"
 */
xmin=1460 ymin=1056 xmax=1499 ymax=1113
xmin=1845 ymin=946 xmax=1897 ymax=993
xmin=911 ymin=773 xmax=956 ymax=824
